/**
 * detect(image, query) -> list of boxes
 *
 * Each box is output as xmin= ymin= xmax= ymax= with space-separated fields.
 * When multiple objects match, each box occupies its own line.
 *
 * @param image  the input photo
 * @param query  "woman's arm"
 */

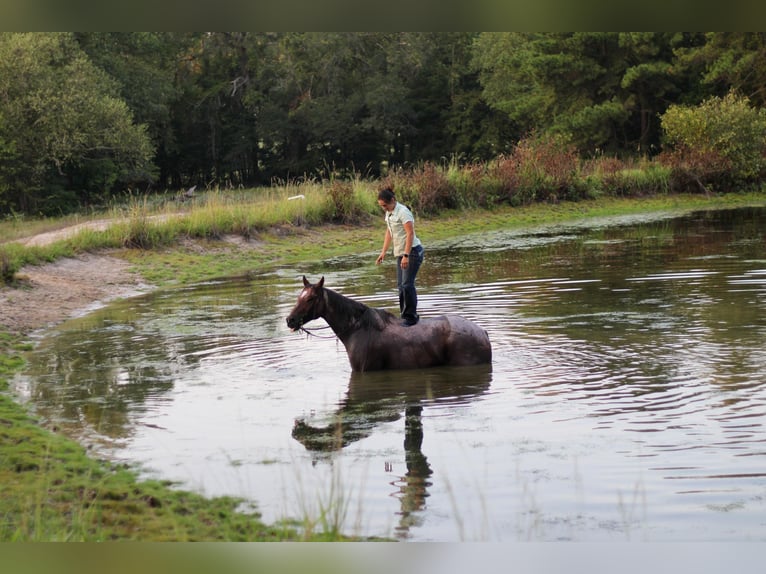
xmin=376 ymin=228 xmax=392 ymax=264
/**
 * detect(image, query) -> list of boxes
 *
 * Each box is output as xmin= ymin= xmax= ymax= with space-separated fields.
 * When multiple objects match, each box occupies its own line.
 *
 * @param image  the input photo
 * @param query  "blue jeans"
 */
xmin=397 ymin=245 xmax=424 ymax=324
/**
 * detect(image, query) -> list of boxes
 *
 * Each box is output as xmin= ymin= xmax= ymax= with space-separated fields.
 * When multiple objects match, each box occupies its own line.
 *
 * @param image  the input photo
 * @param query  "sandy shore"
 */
xmin=0 ymin=252 xmax=151 ymax=336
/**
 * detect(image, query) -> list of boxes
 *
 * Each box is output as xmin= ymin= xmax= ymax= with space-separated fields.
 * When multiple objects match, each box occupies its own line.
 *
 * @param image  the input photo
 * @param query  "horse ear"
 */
xmin=302 ymin=275 xmax=310 ymax=287
xmin=317 ymin=276 xmax=325 ymax=289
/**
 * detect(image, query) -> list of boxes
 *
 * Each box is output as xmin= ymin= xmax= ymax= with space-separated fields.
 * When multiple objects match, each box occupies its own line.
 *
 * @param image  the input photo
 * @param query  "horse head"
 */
xmin=286 ymin=275 xmax=325 ymax=331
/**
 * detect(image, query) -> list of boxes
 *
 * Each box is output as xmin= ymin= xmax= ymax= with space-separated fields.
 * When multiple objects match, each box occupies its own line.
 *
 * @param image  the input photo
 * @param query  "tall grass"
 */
xmin=582 ymin=156 xmax=671 ymax=198
xmin=0 ymin=181 xmax=381 ymax=283
xmin=0 ymin=135 xmax=745 ymax=284
xmin=382 ymin=137 xmax=672 ymax=214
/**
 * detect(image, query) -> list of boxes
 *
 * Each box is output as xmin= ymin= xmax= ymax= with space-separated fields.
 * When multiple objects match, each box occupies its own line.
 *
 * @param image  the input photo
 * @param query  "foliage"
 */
xmin=472 ymin=32 xmax=709 ymax=155
xmin=675 ymin=32 xmax=766 ymax=108
xmin=582 ymin=157 xmax=671 ymax=197
xmin=0 ymin=33 xmax=155 ymax=215
xmin=324 ymin=179 xmax=372 ymax=224
xmin=74 ymin=33 xmax=184 ymax=161
xmin=513 ymin=134 xmax=581 ymax=203
xmin=660 ymin=91 xmax=766 ymax=189
xmin=484 ymin=134 xmax=582 ymax=205
xmin=384 ymin=162 xmax=457 ymax=215
xmin=3 ymin=32 xmax=766 ymax=217
xmin=444 ymin=159 xmax=491 ymax=208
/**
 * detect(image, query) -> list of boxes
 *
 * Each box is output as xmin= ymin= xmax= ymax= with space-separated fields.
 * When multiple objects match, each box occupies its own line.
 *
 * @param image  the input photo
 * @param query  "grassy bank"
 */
xmin=123 ymin=190 xmax=766 ymax=286
xmin=2 ymin=189 xmax=766 ymax=541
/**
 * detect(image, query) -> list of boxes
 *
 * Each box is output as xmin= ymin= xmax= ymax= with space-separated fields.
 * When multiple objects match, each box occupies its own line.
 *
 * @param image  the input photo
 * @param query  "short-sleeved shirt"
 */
xmin=385 ymin=202 xmax=421 ymax=257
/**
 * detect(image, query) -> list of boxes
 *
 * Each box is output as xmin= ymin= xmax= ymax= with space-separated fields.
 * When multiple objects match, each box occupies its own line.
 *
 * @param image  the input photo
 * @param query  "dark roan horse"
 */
xmin=286 ymin=276 xmax=492 ymax=372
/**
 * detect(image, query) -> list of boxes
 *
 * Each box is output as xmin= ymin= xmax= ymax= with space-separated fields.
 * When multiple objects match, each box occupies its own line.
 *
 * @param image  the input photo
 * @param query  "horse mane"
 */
xmin=324 ymin=288 xmax=397 ymax=331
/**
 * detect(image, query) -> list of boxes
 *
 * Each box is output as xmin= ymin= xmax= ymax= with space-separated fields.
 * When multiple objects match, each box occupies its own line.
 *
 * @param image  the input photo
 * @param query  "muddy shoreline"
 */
xmin=0 ymin=252 xmax=152 ymax=336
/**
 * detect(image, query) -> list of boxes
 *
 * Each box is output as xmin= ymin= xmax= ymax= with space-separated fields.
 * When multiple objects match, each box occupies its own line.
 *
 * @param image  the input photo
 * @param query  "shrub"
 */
xmin=612 ymin=166 xmax=671 ymax=196
xmin=490 ymin=134 xmax=580 ymax=205
xmin=445 ymin=159 xmax=489 ymax=209
xmin=118 ymin=202 xmax=176 ymax=248
xmin=487 ymin=154 xmax=521 ymax=205
xmin=658 ymin=147 xmax=732 ymax=194
xmin=583 ymin=157 xmax=671 ymax=197
xmin=660 ymin=91 xmax=766 ymax=190
xmin=381 ymin=163 xmax=456 ymax=216
xmin=324 ymin=180 xmax=368 ymax=224
xmin=409 ymin=163 xmax=456 ymax=214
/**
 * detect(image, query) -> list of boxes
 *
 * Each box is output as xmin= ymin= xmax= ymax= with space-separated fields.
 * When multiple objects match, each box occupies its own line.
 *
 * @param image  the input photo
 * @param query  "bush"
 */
xmin=410 ymin=163 xmax=456 ymax=214
xmin=324 ymin=180 xmax=368 ymax=224
xmin=445 ymin=159 xmax=490 ymax=209
xmin=487 ymin=154 xmax=520 ymax=204
xmin=118 ymin=203 xmax=175 ymax=248
xmin=489 ymin=134 xmax=580 ymax=205
xmin=658 ymin=147 xmax=731 ymax=193
xmin=382 ymin=163 xmax=456 ymax=216
xmin=660 ymin=91 xmax=766 ymax=190
xmin=583 ymin=157 xmax=671 ymax=197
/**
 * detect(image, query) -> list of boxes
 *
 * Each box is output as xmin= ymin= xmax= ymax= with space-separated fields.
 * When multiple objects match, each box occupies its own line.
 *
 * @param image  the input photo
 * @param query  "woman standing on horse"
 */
xmin=375 ymin=187 xmax=424 ymax=326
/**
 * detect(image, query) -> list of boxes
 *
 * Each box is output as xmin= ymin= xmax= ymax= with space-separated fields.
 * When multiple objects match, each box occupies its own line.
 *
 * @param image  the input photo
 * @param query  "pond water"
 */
xmin=14 ymin=205 xmax=766 ymax=541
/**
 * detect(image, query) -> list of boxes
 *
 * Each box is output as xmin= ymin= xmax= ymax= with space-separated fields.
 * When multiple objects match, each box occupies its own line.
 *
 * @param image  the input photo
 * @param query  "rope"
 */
xmin=299 ymin=324 xmax=337 ymax=340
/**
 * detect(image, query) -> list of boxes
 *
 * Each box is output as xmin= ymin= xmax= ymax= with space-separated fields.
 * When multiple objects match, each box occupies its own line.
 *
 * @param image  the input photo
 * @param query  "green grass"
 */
xmin=0 ymin=212 xmax=102 ymax=244
xmin=0 ymin=181 xmax=382 ymax=284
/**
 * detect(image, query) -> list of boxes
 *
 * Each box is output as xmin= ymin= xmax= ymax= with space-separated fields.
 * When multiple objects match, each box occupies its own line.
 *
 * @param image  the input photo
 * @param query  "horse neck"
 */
xmin=320 ymin=288 xmax=369 ymax=342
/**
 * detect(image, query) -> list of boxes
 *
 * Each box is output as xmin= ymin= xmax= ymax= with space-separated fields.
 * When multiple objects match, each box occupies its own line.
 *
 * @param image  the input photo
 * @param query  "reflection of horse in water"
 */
xmin=292 ymin=365 xmax=492 ymax=537
xmin=286 ymin=276 xmax=492 ymax=372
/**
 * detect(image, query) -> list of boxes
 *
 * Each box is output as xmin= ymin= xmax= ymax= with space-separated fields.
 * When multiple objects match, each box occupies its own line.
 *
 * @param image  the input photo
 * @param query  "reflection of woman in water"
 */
xmin=393 ymin=406 xmax=432 ymax=536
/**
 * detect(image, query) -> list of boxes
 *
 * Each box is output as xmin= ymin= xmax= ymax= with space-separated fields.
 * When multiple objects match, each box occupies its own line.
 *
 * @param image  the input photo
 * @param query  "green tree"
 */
xmin=675 ymin=32 xmax=766 ymax=107
xmin=0 ymin=33 xmax=154 ymax=214
xmin=473 ymin=33 xmax=633 ymax=152
xmin=0 ymin=110 xmax=19 ymax=213
xmin=162 ymin=32 xmax=285 ymax=188
xmin=74 ymin=32 xmax=191 ymax=189
xmin=407 ymin=32 xmax=514 ymax=162
xmin=472 ymin=32 xmax=701 ymax=155
xmin=266 ymin=32 xmax=421 ymax=175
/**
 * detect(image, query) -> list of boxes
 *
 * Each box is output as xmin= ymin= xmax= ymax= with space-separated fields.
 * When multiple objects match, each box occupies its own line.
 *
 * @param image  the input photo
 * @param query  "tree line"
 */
xmin=1 ymin=32 xmax=765 ymax=216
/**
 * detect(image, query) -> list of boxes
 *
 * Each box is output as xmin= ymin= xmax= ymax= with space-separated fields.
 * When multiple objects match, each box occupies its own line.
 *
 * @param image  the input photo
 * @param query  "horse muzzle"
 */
xmin=286 ymin=315 xmax=303 ymax=331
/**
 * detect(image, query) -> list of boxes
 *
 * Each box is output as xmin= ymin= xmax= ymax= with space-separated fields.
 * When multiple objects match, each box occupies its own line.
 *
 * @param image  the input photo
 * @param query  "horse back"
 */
xmin=441 ymin=315 xmax=492 ymax=366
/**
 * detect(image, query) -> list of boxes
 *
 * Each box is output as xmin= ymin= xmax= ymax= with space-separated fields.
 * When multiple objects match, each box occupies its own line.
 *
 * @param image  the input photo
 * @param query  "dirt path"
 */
xmin=14 ymin=219 xmax=120 ymax=247
xmin=2 ymin=223 xmax=153 ymax=335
